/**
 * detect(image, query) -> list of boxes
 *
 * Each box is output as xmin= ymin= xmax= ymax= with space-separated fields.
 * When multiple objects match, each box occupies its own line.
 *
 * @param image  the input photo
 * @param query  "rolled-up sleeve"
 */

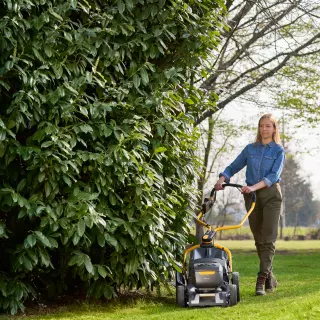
xmin=263 ymin=149 xmax=285 ymax=187
xmin=219 ymin=146 xmax=248 ymax=183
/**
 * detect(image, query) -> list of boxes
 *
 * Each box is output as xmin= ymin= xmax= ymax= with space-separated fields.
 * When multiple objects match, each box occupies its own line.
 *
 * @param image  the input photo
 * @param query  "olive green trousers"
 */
xmin=244 ymin=183 xmax=282 ymax=275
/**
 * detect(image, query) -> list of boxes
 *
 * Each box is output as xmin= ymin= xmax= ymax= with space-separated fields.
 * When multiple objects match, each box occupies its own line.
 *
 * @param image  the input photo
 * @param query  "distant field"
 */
xmin=215 ymin=239 xmax=320 ymax=252
xmin=214 ymin=226 xmax=318 ymax=239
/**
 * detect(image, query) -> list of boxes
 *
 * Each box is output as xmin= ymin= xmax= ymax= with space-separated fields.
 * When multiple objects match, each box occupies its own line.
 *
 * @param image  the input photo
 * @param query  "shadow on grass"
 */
xmin=1 ymin=290 xmax=178 ymax=319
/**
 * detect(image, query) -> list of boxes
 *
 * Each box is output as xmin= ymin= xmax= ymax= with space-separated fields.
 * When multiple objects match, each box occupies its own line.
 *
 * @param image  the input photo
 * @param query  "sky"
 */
xmin=216 ymin=102 xmax=320 ymax=201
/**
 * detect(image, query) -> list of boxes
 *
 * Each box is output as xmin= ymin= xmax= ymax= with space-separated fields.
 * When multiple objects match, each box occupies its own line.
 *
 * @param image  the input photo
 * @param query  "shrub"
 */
xmin=0 ymin=0 xmax=225 ymax=314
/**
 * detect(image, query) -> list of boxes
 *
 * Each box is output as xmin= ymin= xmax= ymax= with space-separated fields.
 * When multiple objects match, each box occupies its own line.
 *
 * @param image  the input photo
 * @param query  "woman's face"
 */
xmin=259 ymin=118 xmax=276 ymax=141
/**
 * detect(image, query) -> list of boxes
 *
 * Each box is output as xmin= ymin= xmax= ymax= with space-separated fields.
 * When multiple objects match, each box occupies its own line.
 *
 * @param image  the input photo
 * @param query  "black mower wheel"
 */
xmin=175 ymin=271 xmax=185 ymax=286
xmin=176 ymin=285 xmax=186 ymax=307
xmin=232 ymin=272 xmax=240 ymax=302
xmin=229 ymin=284 xmax=238 ymax=306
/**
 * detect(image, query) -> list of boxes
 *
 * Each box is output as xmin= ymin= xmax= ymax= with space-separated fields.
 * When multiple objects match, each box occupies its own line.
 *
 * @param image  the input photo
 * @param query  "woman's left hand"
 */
xmin=241 ymin=186 xmax=255 ymax=194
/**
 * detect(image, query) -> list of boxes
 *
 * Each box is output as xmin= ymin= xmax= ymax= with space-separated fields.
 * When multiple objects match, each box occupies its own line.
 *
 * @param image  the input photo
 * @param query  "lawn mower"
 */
xmin=176 ymin=183 xmax=256 ymax=307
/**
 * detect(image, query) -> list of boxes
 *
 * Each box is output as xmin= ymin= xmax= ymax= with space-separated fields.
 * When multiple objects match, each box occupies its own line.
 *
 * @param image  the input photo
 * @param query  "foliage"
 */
xmin=276 ymin=53 xmax=320 ymax=125
xmin=0 ymin=0 xmax=227 ymax=314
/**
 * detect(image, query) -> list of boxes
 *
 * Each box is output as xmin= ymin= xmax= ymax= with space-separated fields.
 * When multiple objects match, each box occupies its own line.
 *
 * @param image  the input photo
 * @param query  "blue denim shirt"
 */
xmin=219 ymin=141 xmax=285 ymax=187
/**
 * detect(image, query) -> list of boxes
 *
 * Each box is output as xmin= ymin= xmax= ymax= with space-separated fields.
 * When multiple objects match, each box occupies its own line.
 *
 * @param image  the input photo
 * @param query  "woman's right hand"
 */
xmin=214 ymin=178 xmax=225 ymax=191
xmin=215 ymin=182 xmax=224 ymax=191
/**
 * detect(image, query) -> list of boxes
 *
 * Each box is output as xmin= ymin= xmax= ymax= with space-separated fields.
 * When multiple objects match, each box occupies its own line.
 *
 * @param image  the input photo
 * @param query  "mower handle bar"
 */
xmin=210 ymin=183 xmax=256 ymax=202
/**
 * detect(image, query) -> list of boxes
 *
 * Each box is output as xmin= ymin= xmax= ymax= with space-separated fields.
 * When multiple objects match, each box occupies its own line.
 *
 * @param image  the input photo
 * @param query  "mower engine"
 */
xmin=191 ymin=261 xmax=223 ymax=289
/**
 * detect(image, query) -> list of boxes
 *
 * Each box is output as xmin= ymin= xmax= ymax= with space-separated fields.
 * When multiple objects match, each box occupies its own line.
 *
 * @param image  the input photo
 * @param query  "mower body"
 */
xmin=176 ymin=244 xmax=238 ymax=307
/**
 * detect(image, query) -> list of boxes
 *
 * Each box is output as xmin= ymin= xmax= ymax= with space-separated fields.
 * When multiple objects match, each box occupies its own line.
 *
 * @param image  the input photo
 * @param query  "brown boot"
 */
xmin=255 ymin=274 xmax=267 ymax=296
xmin=265 ymin=271 xmax=278 ymax=293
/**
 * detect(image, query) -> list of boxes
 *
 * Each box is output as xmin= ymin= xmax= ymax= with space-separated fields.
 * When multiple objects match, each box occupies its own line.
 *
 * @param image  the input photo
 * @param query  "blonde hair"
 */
xmin=255 ymin=113 xmax=281 ymax=144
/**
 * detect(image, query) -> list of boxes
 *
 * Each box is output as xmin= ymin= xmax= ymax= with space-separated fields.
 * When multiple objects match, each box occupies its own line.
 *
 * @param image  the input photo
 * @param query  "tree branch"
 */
xmin=202 ymin=2 xmax=298 ymax=90
xmin=196 ymin=31 xmax=320 ymax=125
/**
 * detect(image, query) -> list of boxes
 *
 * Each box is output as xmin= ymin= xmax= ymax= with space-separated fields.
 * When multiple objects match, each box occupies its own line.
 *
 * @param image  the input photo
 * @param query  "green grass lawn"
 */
xmin=2 ymin=241 xmax=320 ymax=320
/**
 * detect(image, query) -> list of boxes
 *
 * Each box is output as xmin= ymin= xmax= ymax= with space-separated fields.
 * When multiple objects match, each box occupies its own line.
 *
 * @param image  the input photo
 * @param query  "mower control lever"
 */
xmin=202 ymin=230 xmax=216 ymax=244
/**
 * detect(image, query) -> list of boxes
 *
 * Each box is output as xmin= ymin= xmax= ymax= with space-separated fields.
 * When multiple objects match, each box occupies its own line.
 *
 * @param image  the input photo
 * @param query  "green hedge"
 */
xmin=0 ymin=0 xmax=225 ymax=314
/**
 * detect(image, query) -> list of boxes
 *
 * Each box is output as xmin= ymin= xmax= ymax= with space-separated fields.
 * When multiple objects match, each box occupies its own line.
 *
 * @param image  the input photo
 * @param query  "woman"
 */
xmin=215 ymin=113 xmax=285 ymax=296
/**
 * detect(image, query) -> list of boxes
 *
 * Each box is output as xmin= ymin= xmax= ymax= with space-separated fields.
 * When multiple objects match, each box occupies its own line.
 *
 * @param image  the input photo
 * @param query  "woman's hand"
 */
xmin=241 ymin=185 xmax=255 ymax=193
xmin=214 ymin=182 xmax=224 ymax=191
xmin=215 ymin=176 xmax=225 ymax=191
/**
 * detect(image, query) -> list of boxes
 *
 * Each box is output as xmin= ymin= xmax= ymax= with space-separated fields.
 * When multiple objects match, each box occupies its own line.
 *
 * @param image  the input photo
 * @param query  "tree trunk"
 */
xmin=196 ymin=118 xmax=214 ymax=242
xmin=279 ymin=180 xmax=286 ymax=239
xmin=279 ymin=114 xmax=286 ymax=239
xmin=197 ymin=117 xmax=214 ymax=207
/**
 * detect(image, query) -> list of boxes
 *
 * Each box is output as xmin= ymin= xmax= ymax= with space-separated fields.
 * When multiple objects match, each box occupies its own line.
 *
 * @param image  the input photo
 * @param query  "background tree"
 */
xmin=196 ymin=0 xmax=320 ymax=124
xmin=195 ymin=121 xmax=249 ymax=242
xmin=195 ymin=0 xmax=320 ymax=221
xmin=0 ymin=0 xmax=227 ymax=314
xmin=197 ymin=116 xmax=249 ymax=205
xmin=281 ymin=154 xmax=319 ymax=229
